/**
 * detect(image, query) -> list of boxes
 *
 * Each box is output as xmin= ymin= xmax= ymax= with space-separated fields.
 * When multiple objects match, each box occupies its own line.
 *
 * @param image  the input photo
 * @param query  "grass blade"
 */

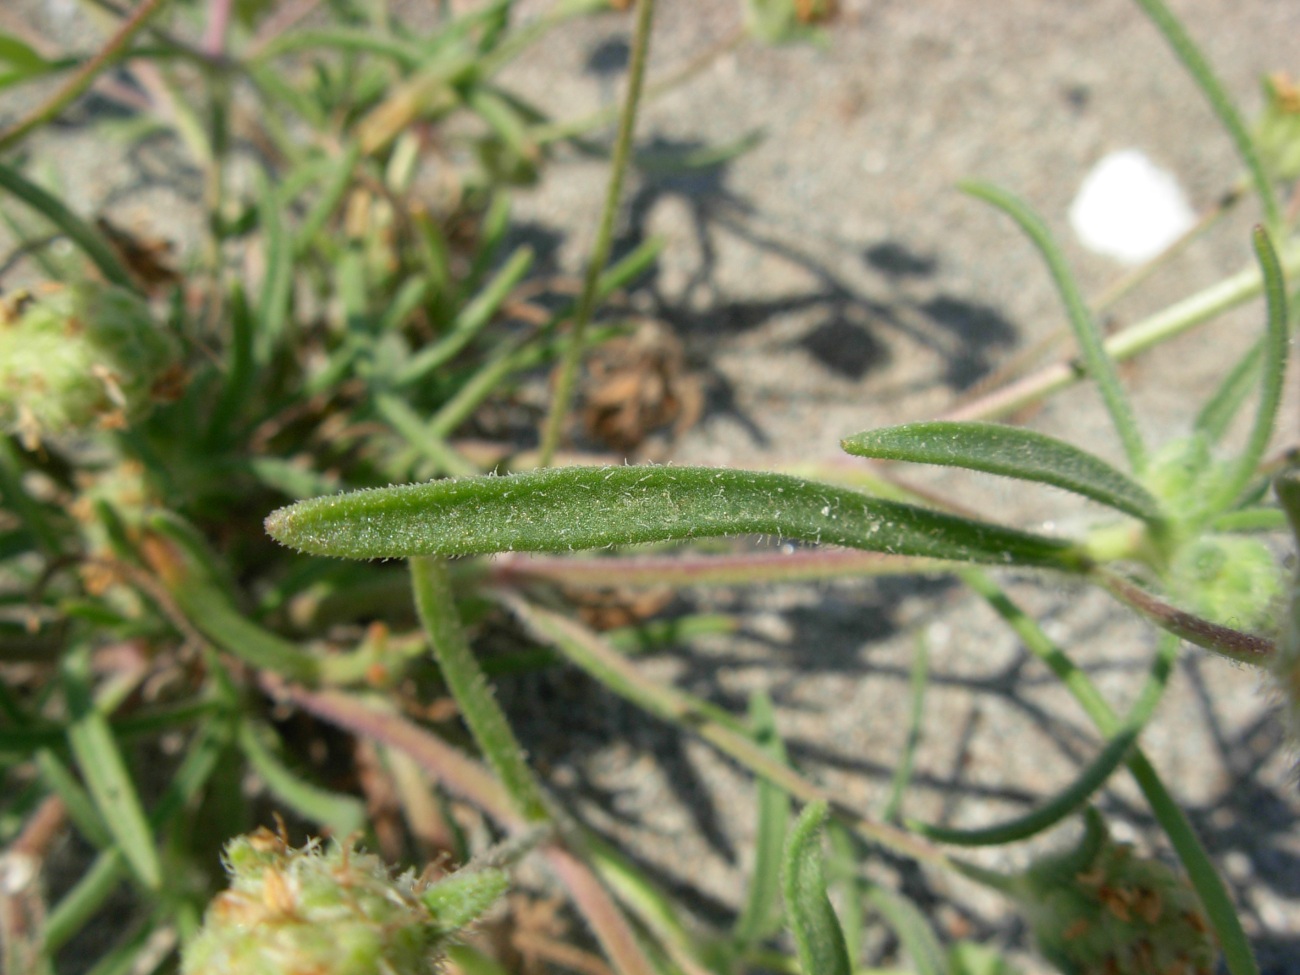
xmin=267 ymin=465 xmax=1088 ymax=571
xmin=909 ymin=632 xmax=1177 ymax=846
xmin=1129 ymin=0 xmax=1279 ymax=228
xmin=1194 ymin=339 xmax=1263 ymax=444
xmin=865 ymin=885 xmax=948 ymax=975
xmin=62 ymin=649 xmax=162 ymax=891
xmin=254 ymin=168 xmax=293 ymax=364
xmin=731 ymin=691 xmax=791 ymax=950
xmin=1205 ymin=227 xmax=1290 ymax=514
xmin=0 ymin=162 xmax=136 ymax=289
xmin=843 ymin=421 xmax=1163 ymax=522
xmin=394 ymin=245 xmax=534 ymax=388
xmin=962 ymin=181 xmax=1146 ymax=473
xmin=782 ymin=801 xmax=852 ymax=975
xmin=237 ymin=720 xmax=367 ymax=837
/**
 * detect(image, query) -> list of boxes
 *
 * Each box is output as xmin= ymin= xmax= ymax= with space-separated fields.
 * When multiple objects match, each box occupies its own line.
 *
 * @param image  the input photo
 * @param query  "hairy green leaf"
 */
xmin=843 ymin=421 xmax=1163 ymax=522
xmin=782 ymin=802 xmax=852 ymax=975
xmin=265 ymin=465 xmax=1088 ymax=571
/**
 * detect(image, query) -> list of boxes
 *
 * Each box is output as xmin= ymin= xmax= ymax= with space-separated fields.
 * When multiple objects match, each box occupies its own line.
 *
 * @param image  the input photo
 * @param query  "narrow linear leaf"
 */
xmin=237 ymin=721 xmax=367 ymax=837
xmin=265 ymin=465 xmax=1088 ymax=572
xmin=0 ymin=162 xmax=136 ymax=289
xmin=411 ymin=557 xmax=550 ymax=824
xmin=1194 ymin=338 xmax=1263 ymax=444
xmin=843 ymin=421 xmax=1163 ymax=522
xmin=1206 ymin=227 xmax=1290 ymax=514
xmin=394 ymin=244 xmax=534 ymax=388
xmin=254 ymin=169 xmax=293 ymax=363
xmin=45 ymin=715 xmax=233 ymax=952
xmin=782 ymin=801 xmax=853 ymax=975
xmin=731 ymin=691 xmax=791 ymax=949
xmin=865 ymin=885 xmax=949 ymax=975
xmin=1130 ymin=0 xmax=1279 ymax=228
xmin=910 ymin=632 xmax=1177 ymax=846
xmin=962 ymin=180 xmax=1146 ymax=473
xmin=62 ymin=651 xmax=162 ymax=891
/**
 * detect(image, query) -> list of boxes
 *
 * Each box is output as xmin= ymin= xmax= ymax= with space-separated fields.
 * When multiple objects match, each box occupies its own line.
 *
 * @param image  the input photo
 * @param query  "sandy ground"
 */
xmin=3 ymin=0 xmax=1299 ymax=971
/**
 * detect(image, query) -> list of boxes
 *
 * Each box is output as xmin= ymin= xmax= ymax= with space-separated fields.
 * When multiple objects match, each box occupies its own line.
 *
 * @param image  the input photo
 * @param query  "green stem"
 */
xmin=409 ymin=556 xmax=550 ymax=823
xmin=960 ymin=567 xmax=1258 ymax=975
xmin=942 ymin=240 xmax=1300 ymax=423
xmin=1129 ymin=0 xmax=1280 ymax=230
xmin=0 ymin=0 xmax=173 ymax=153
xmin=537 ymin=0 xmax=655 ymax=466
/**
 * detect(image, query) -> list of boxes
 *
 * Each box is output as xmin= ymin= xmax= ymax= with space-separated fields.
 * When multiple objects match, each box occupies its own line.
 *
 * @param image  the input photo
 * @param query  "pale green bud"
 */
xmin=0 ymin=282 xmax=177 ymax=447
xmin=182 ymin=829 xmax=507 ymax=975
xmin=1016 ymin=811 xmax=1216 ymax=975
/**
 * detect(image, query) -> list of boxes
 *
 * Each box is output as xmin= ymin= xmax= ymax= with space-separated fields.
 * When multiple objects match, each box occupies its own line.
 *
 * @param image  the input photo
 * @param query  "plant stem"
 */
xmin=1129 ymin=0 xmax=1279 ymax=231
xmin=942 ymin=240 xmax=1300 ymax=423
xmin=409 ymin=556 xmax=550 ymax=823
xmin=0 ymin=0 xmax=173 ymax=153
xmin=537 ymin=0 xmax=655 ymax=466
xmin=961 ymin=567 xmax=1258 ymax=975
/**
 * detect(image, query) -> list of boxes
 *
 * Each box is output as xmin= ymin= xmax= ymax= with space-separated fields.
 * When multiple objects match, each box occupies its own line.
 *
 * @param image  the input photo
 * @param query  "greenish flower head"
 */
xmin=182 ymin=829 xmax=507 ymax=975
xmin=1016 ymin=811 xmax=1217 ymax=975
xmin=0 ymin=282 xmax=177 ymax=447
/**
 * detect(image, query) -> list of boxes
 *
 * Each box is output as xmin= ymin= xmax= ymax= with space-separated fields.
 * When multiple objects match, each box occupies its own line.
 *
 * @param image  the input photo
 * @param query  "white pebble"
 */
xmin=1069 ymin=149 xmax=1196 ymax=264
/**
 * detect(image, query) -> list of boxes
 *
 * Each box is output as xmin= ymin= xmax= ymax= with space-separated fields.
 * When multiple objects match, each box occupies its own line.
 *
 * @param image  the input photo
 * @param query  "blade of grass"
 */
xmin=1205 ymin=227 xmax=1290 ymax=515
xmin=962 ymin=181 xmax=1146 ymax=473
xmin=1129 ymin=0 xmax=1279 ymax=229
xmin=908 ymin=632 xmax=1177 ymax=846
xmin=0 ymin=163 xmax=136 ymax=289
xmin=394 ymin=245 xmax=535 ymax=388
xmin=0 ymin=0 xmax=171 ymax=153
xmin=538 ymin=0 xmax=656 ymax=465
xmin=61 ymin=646 xmax=162 ymax=891
xmin=865 ymin=885 xmax=948 ymax=975
xmin=253 ymin=168 xmax=293 ymax=365
xmin=236 ymin=720 xmax=368 ymax=837
xmin=731 ymin=691 xmax=791 ymax=951
xmin=879 ymin=630 xmax=929 ymax=823
xmin=44 ymin=713 xmax=233 ymax=952
xmin=960 ymin=567 xmax=1257 ymax=975
xmin=36 ymin=749 xmax=111 ymax=849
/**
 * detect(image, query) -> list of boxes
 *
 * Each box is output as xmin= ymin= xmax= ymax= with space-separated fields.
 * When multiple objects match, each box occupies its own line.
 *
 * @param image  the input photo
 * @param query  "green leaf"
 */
xmin=254 ymin=168 xmax=293 ymax=364
xmin=962 ymin=181 xmax=1146 ymax=473
xmin=265 ymin=465 xmax=1088 ymax=571
xmin=782 ymin=801 xmax=852 ymax=975
xmin=843 ymin=421 xmax=1163 ymax=522
xmin=0 ymin=162 xmax=136 ymax=289
xmin=0 ymin=34 xmax=59 ymax=89
xmin=731 ymin=691 xmax=791 ymax=950
xmin=237 ymin=721 xmax=367 ymax=837
xmin=865 ymin=885 xmax=948 ymax=975
xmin=948 ymin=941 xmax=1021 ymax=975
xmin=1204 ymin=227 xmax=1291 ymax=515
xmin=62 ymin=649 xmax=162 ymax=891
